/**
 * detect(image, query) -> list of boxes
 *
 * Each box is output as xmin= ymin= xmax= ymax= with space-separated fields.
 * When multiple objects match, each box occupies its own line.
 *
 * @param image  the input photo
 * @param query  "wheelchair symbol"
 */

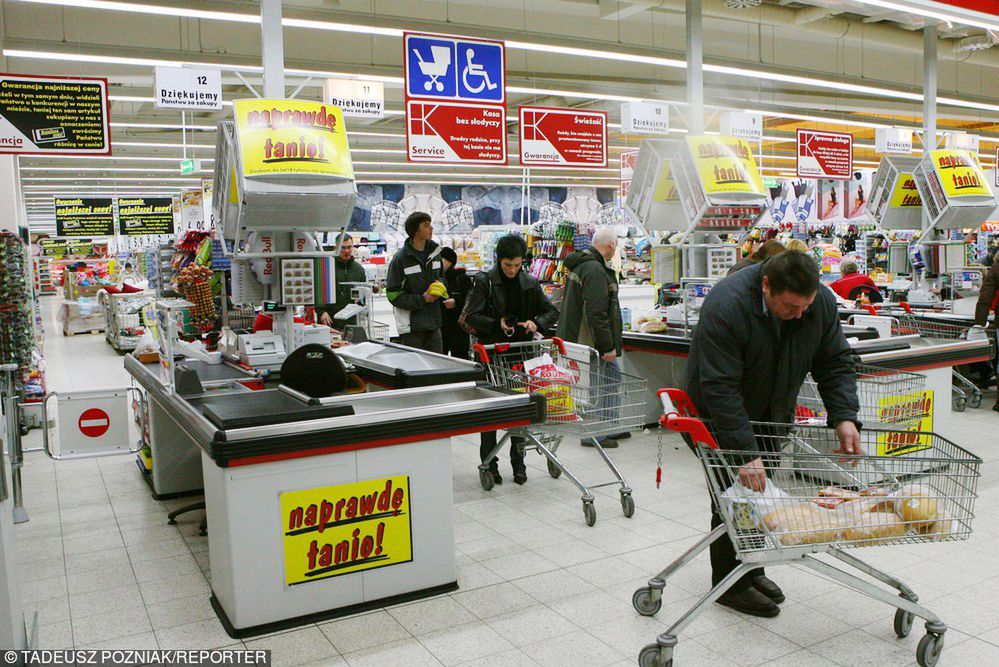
xmin=462 ymin=48 xmax=498 ymax=94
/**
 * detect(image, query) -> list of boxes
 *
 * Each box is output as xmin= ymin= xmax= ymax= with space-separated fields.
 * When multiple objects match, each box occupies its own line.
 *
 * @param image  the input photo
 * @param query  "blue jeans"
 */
xmin=589 ymin=356 xmax=621 ymax=443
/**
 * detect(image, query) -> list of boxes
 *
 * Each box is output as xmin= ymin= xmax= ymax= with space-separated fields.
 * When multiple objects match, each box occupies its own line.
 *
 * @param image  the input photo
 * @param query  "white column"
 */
xmin=923 ymin=26 xmax=937 ymax=151
xmin=0 ymin=157 xmax=24 ymax=234
xmin=261 ymin=0 xmax=286 ymax=99
xmin=686 ymin=0 xmax=704 ymax=135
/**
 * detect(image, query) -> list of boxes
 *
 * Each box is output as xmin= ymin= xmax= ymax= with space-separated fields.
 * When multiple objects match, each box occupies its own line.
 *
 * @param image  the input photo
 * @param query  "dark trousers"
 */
xmin=396 ymin=329 xmax=443 ymax=354
xmin=480 ymin=431 xmax=526 ymax=473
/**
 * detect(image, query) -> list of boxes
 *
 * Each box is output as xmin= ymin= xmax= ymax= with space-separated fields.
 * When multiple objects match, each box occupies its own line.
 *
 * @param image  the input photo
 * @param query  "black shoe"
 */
xmin=582 ymin=438 xmax=619 ymax=448
xmin=751 ymin=575 xmax=785 ymax=604
xmin=490 ymin=470 xmax=503 ymax=485
xmin=715 ymin=587 xmax=780 ymax=618
xmin=513 ymin=469 xmax=527 ymax=485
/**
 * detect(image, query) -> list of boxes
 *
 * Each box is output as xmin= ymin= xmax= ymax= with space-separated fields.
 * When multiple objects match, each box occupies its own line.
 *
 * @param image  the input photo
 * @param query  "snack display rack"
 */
xmin=32 ymin=257 xmax=55 ymax=295
xmin=99 ymin=290 xmax=153 ymax=351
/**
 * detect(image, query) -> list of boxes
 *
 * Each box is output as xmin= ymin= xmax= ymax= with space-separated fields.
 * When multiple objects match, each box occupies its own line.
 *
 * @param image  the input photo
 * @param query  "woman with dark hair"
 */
xmin=465 ymin=234 xmax=558 ymax=485
xmin=439 ymin=247 xmax=471 ymax=359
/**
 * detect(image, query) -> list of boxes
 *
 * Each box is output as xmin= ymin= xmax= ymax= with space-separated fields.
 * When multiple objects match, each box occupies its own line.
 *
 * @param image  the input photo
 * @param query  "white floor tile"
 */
xmin=244 ymin=626 xmax=340 ymax=666
xmin=319 ymin=610 xmax=411 ymax=654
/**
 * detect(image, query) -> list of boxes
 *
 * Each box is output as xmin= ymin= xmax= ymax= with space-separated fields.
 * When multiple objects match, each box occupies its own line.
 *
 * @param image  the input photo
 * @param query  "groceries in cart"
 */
xmin=522 ymin=352 xmax=579 ymax=422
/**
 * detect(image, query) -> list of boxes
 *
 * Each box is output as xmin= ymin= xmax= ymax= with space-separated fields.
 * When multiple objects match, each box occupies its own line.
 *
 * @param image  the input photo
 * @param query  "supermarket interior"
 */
xmin=1 ymin=0 xmax=999 ymax=664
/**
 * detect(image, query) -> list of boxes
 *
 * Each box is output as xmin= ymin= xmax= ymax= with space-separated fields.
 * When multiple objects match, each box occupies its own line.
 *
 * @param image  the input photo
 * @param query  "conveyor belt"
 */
xmin=191 ymin=390 xmax=354 ymax=430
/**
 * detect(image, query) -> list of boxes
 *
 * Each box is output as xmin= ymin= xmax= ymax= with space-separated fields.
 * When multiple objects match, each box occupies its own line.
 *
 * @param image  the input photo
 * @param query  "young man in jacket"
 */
xmin=557 ymin=226 xmax=626 ymax=448
xmin=316 ymin=233 xmax=368 ymax=330
xmin=686 ymin=251 xmax=862 ymax=618
xmin=973 ymin=249 xmax=998 ymax=410
xmin=466 ymin=234 xmax=558 ymax=484
xmin=386 ymin=212 xmax=452 ymax=353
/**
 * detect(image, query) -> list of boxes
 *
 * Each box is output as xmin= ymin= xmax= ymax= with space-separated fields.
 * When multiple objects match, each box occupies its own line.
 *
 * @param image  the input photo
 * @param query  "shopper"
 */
xmin=439 ymin=247 xmax=472 ymax=360
xmin=829 ymin=260 xmax=882 ymax=302
xmin=685 ymin=251 xmax=861 ymax=618
xmin=784 ymin=239 xmax=809 ymax=254
xmin=728 ymin=239 xmax=785 ymax=275
xmin=466 ymin=234 xmax=558 ymax=484
xmin=974 ymin=249 xmax=998 ymax=411
xmin=386 ymin=212 xmax=449 ymax=353
xmin=557 ymin=226 xmax=626 ymax=449
xmin=316 ymin=233 xmax=368 ymax=330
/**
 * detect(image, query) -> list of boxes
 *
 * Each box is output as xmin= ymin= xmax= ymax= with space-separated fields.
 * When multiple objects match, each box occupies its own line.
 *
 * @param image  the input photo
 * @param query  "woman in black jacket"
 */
xmin=466 ymin=235 xmax=559 ymax=485
xmin=439 ymin=247 xmax=472 ymax=359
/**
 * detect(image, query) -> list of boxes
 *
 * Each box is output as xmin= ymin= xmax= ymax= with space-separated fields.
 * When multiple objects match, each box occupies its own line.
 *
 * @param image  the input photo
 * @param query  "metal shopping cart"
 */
xmin=796 ymin=363 xmax=931 ymax=429
xmin=632 ymin=388 xmax=980 ymax=667
xmin=473 ymin=338 xmax=647 ymax=526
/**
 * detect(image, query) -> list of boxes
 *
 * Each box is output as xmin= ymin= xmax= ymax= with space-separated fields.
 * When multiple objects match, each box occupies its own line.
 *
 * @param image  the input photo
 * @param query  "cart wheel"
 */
xmin=917 ymin=633 xmax=944 ymax=667
xmin=638 ymin=644 xmax=670 ymax=667
xmin=621 ymin=492 xmax=636 ymax=518
xmin=953 ymin=396 xmax=967 ymax=412
xmin=583 ymin=500 xmax=597 ymax=527
xmin=969 ymin=393 xmax=983 ymax=409
xmin=479 ymin=468 xmax=495 ymax=491
xmin=632 ymin=587 xmax=662 ymax=617
xmin=547 ymin=459 xmax=562 ymax=479
xmin=894 ymin=608 xmax=914 ymax=638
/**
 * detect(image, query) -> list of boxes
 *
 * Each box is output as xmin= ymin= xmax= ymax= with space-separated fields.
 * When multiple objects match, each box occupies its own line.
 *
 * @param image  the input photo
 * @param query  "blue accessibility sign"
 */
xmin=405 ymin=33 xmax=505 ymax=104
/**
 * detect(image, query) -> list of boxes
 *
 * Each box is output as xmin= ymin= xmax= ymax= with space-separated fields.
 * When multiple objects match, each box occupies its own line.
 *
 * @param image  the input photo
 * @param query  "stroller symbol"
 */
xmin=414 ymin=45 xmax=452 ymax=92
xmin=462 ymin=48 xmax=498 ymax=93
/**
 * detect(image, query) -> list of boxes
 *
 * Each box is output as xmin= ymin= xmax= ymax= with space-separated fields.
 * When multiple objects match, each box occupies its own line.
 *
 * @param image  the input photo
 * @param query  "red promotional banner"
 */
xmin=797 ymin=129 xmax=853 ymax=180
xmin=519 ymin=107 xmax=607 ymax=168
xmin=406 ymin=100 xmax=507 ymax=164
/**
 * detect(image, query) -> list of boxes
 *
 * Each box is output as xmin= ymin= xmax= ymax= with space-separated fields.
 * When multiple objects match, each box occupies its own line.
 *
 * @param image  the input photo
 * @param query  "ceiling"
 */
xmin=6 ymin=0 xmax=999 ymax=233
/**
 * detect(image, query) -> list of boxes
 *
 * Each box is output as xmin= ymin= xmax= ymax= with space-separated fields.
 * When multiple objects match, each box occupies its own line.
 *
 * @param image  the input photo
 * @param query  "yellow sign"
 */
xmin=652 ymin=163 xmax=679 ymax=202
xmin=931 ymin=149 xmax=991 ymax=198
xmin=888 ymin=172 xmax=922 ymax=208
xmin=280 ymin=475 xmax=412 ymax=586
xmin=686 ymin=136 xmax=765 ymax=196
xmin=876 ymin=390 xmax=934 ymax=457
xmin=233 ymin=99 xmax=354 ymax=179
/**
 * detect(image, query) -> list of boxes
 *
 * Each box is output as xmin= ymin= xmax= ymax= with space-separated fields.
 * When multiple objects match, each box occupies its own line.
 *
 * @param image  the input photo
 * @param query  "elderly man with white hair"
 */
xmin=557 ymin=226 xmax=627 ymax=448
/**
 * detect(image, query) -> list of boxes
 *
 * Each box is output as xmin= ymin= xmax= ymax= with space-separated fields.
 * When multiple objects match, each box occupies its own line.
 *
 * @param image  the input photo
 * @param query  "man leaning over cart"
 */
xmin=685 ymin=250 xmax=863 ymax=618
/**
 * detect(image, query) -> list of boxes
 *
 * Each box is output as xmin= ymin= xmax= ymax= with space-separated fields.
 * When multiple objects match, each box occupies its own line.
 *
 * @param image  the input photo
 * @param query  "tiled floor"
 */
xmin=15 ymin=295 xmax=999 ymax=665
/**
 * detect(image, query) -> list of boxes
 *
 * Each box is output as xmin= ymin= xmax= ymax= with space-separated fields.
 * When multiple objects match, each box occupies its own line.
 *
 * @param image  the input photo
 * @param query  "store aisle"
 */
xmin=10 ymin=307 xmax=999 ymax=665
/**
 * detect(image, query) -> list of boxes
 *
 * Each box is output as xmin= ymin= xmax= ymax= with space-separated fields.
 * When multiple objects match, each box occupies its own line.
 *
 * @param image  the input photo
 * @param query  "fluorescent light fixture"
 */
xmin=112 ymin=122 xmax=217 ymax=131
xmin=18 ymin=155 xmax=211 ymax=162
xmin=506 ymin=41 xmax=684 ymax=69
xmin=9 ymin=0 xmax=260 ymax=23
xmin=24 ymin=176 xmax=201 ymax=182
xmin=20 ymin=166 xmax=192 ymax=172
xmin=113 ymin=141 xmax=216 ymax=150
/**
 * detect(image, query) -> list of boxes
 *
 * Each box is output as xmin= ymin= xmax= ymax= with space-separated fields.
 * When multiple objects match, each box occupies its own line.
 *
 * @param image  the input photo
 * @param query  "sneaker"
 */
xmin=715 ymin=587 xmax=780 ymax=618
xmin=582 ymin=438 xmax=619 ymax=448
xmin=751 ymin=575 xmax=785 ymax=604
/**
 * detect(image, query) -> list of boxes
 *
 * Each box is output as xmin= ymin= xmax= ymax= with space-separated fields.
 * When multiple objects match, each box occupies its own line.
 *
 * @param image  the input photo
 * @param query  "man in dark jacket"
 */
xmin=439 ymin=246 xmax=471 ymax=360
xmin=557 ymin=226 xmax=625 ymax=448
xmin=686 ymin=251 xmax=861 ymax=618
xmin=974 ymin=249 xmax=998 ymax=410
xmin=466 ymin=234 xmax=558 ymax=485
xmin=316 ymin=233 xmax=368 ymax=329
xmin=386 ymin=212 xmax=451 ymax=353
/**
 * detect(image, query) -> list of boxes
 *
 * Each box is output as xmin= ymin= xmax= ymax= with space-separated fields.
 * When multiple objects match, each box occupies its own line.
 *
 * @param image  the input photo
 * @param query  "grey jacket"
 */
xmin=386 ymin=239 xmax=443 ymax=335
xmin=685 ymin=262 xmax=859 ymax=452
xmin=556 ymin=247 xmax=622 ymax=355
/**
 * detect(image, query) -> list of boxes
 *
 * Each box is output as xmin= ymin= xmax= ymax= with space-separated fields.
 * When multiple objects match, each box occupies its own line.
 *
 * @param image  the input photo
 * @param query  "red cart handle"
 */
xmin=862 ymin=305 xmax=878 ymax=316
xmin=657 ymin=388 xmax=699 ymax=422
xmin=664 ymin=415 xmax=719 ymax=450
xmin=899 ymin=301 xmax=913 ymax=314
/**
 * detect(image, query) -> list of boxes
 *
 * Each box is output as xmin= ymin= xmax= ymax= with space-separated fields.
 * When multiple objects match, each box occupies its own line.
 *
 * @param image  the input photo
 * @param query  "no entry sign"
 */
xmin=78 ymin=408 xmax=110 ymax=438
xmin=519 ymin=107 xmax=607 ymax=168
xmin=406 ymin=100 xmax=507 ymax=164
xmin=797 ymin=129 xmax=853 ymax=180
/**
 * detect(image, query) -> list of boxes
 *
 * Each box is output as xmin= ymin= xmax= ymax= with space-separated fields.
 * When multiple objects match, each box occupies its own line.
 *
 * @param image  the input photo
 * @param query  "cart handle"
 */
xmin=663 ymin=415 xmax=719 ymax=450
xmin=472 ymin=337 xmax=568 ymax=365
xmin=898 ymin=301 xmax=912 ymax=314
xmin=657 ymin=388 xmax=699 ymax=421
xmin=861 ymin=304 xmax=878 ymax=316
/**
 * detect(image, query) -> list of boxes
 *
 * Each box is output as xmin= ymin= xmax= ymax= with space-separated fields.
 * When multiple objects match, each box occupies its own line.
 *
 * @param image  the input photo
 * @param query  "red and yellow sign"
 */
xmin=876 ymin=390 xmax=934 ymax=457
xmin=930 ymin=149 xmax=991 ymax=198
xmin=280 ymin=475 xmax=412 ymax=586
xmin=233 ymin=99 xmax=353 ymax=179
xmin=888 ymin=173 xmax=922 ymax=208
xmin=686 ymin=136 xmax=765 ymax=196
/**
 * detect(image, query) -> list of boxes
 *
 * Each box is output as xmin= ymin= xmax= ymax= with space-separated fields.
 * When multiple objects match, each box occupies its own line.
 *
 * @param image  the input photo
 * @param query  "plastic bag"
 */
xmin=134 ymin=330 xmax=158 ymax=356
xmin=523 ymin=353 xmax=578 ymax=421
xmin=720 ymin=481 xmax=790 ymax=530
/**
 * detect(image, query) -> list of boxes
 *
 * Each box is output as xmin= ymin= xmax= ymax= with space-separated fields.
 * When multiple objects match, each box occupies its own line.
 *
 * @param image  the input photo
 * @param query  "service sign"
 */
xmin=888 ymin=172 xmax=922 ymax=208
xmin=117 ymin=197 xmax=175 ymax=236
xmin=686 ymin=136 xmax=765 ymax=196
xmin=0 ymin=73 xmax=111 ymax=155
xmin=621 ymin=101 xmax=668 ymax=136
xmin=519 ymin=107 xmax=607 ymax=168
xmin=154 ymin=67 xmax=222 ymax=110
xmin=323 ymin=78 xmax=385 ymax=121
xmin=233 ymin=99 xmax=354 ymax=179
xmin=406 ymin=100 xmax=507 ymax=164
xmin=620 ymin=150 xmax=638 ymax=197
xmin=281 ymin=476 xmax=413 ymax=585
xmin=931 ymin=149 xmax=991 ymax=198
xmin=720 ymin=112 xmax=763 ymax=142
xmin=875 ymin=127 xmax=913 ymax=155
xmin=54 ymin=197 xmax=114 ymax=237
xmin=797 ymin=129 xmax=853 ymax=180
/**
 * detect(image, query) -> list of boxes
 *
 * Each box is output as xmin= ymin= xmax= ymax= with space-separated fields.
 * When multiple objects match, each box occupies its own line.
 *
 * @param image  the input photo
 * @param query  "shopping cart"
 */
xmin=473 ymin=338 xmax=647 ymax=526
xmin=796 ymin=363 xmax=931 ymax=429
xmin=633 ymin=388 xmax=980 ymax=667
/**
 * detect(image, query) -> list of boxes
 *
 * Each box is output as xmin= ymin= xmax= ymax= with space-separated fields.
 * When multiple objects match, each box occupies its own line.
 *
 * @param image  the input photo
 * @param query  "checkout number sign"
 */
xmin=875 ymin=390 xmax=934 ymax=457
xmin=280 ymin=475 xmax=413 ymax=586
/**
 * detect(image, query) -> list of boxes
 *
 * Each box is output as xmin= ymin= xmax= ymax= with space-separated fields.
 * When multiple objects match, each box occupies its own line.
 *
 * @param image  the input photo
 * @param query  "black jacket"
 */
xmin=465 ymin=266 xmax=559 ymax=345
xmin=685 ymin=262 xmax=859 ymax=452
xmin=556 ymin=247 xmax=622 ymax=355
xmin=441 ymin=267 xmax=472 ymax=358
xmin=974 ymin=258 xmax=998 ymax=326
xmin=316 ymin=256 xmax=367 ymax=321
xmin=386 ymin=239 xmax=443 ymax=335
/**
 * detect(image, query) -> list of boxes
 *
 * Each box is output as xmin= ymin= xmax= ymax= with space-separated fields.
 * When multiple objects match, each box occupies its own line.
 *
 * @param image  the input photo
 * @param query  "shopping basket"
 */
xmin=633 ymin=388 xmax=980 ymax=667
xmin=796 ymin=363 xmax=931 ymax=429
xmin=473 ymin=337 xmax=646 ymax=526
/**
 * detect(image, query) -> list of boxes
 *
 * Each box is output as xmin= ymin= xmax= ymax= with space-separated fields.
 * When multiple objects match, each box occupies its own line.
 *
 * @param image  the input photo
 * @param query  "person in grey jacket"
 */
xmin=385 ymin=212 xmax=452 ymax=353
xmin=556 ymin=226 xmax=626 ymax=448
xmin=685 ymin=251 xmax=861 ymax=619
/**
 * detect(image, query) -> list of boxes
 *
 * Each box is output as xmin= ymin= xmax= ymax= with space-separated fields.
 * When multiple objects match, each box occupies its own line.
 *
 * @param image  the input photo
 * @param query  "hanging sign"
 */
xmin=519 ymin=107 xmax=607 ymax=168
xmin=323 ymin=78 xmax=385 ymax=121
xmin=720 ymin=112 xmax=763 ymax=142
xmin=686 ymin=136 xmax=765 ymax=196
xmin=404 ymin=33 xmax=505 ymax=104
xmin=995 ymin=148 xmax=999 ymax=188
xmin=117 ymin=197 xmax=175 ymax=236
xmin=931 ymin=149 xmax=991 ymax=198
xmin=280 ymin=475 xmax=413 ymax=586
xmin=889 ymin=172 xmax=922 ymax=208
xmin=233 ymin=99 xmax=354 ymax=179
xmin=621 ymin=101 xmax=668 ymax=136
xmin=0 ymin=73 xmax=111 ymax=155
xmin=875 ymin=128 xmax=913 ymax=155
xmin=154 ymin=67 xmax=222 ymax=110
xmin=54 ymin=197 xmax=114 ymax=237
xmin=406 ymin=101 xmax=507 ymax=164
xmin=943 ymin=132 xmax=980 ymax=153
xmin=620 ymin=150 xmax=639 ymax=197
xmin=797 ymin=129 xmax=853 ymax=180
xmin=180 ymin=189 xmax=206 ymax=232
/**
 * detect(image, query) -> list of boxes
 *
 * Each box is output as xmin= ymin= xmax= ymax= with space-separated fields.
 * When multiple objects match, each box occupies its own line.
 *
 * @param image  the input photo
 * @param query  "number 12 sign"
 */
xmin=155 ymin=67 xmax=223 ymax=111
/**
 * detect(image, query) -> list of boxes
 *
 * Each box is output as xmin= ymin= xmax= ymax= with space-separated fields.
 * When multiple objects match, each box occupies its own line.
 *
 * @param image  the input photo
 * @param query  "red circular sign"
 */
xmin=78 ymin=408 xmax=110 ymax=438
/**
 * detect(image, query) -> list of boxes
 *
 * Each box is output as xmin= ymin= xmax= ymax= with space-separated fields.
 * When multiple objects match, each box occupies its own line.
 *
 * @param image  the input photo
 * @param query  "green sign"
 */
xmin=180 ymin=158 xmax=196 ymax=175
